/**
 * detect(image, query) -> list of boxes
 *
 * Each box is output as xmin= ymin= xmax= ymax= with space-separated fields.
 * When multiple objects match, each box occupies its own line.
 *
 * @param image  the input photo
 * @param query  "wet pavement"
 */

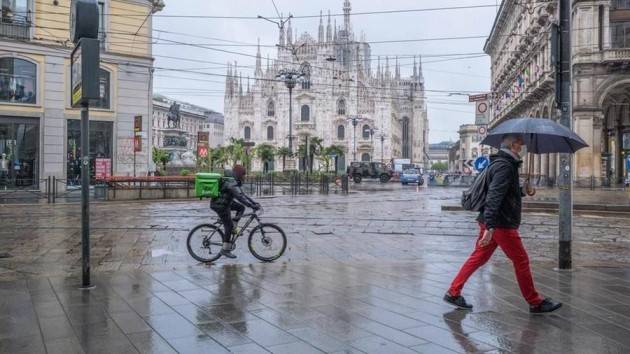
xmin=1 ymin=184 xmax=630 ymax=352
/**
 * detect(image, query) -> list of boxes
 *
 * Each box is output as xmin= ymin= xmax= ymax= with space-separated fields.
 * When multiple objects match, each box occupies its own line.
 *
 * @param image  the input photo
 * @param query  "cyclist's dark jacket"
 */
xmin=475 ymin=150 xmax=523 ymax=230
xmin=210 ymin=171 xmax=257 ymax=211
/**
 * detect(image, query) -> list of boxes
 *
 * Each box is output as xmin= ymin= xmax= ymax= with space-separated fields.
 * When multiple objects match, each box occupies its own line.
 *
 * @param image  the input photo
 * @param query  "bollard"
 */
xmin=53 ymin=176 xmax=56 ymax=203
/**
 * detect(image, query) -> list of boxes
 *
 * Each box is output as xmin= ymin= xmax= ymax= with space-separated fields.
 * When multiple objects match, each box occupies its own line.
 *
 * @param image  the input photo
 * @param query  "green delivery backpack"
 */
xmin=195 ymin=173 xmax=234 ymax=199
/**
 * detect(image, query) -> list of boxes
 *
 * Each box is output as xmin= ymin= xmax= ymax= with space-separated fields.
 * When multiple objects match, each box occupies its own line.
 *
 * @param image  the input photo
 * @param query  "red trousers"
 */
xmin=448 ymin=223 xmax=543 ymax=305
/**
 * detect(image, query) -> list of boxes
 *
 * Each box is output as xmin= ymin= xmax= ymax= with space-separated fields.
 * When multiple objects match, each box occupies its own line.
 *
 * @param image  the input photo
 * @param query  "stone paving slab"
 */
xmin=1 ymin=262 xmax=630 ymax=353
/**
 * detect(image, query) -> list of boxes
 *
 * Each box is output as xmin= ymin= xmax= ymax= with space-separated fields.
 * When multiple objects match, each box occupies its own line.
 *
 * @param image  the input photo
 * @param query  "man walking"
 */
xmin=444 ymin=134 xmax=562 ymax=314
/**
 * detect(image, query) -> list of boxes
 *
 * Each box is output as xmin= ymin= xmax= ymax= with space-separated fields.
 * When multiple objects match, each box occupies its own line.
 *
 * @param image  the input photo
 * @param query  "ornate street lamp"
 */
xmin=276 ymin=69 xmax=305 ymax=154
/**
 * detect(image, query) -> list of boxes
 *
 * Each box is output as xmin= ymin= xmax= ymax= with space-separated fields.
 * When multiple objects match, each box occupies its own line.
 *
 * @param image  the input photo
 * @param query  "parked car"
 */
xmin=347 ymin=162 xmax=393 ymax=183
xmin=400 ymin=169 xmax=424 ymax=185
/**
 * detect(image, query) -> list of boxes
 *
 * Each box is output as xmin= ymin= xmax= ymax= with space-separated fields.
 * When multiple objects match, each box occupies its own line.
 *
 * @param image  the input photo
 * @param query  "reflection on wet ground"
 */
xmin=2 ymin=184 xmax=630 ymax=352
xmin=2 ymin=262 xmax=630 ymax=353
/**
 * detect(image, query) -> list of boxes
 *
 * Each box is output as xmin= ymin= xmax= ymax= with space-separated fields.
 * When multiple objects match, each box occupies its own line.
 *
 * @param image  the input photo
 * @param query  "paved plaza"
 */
xmin=1 ymin=184 xmax=630 ymax=353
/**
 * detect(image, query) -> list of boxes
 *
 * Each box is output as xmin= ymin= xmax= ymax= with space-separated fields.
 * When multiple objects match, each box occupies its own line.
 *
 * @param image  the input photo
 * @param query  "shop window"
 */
xmin=0 ymin=118 xmax=39 ymax=189
xmin=66 ymin=120 xmax=113 ymax=186
xmin=0 ymin=57 xmax=36 ymax=104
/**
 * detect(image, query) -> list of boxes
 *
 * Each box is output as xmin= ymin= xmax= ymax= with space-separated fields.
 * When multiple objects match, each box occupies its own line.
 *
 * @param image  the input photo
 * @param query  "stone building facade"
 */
xmin=0 ymin=0 xmax=162 ymax=189
xmin=223 ymin=0 xmax=429 ymax=171
xmin=486 ymin=0 xmax=630 ymax=187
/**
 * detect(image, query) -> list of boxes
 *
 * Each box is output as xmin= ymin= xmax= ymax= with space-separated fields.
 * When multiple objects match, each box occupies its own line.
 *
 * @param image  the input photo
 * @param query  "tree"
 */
xmin=276 ymin=147 xmax=292 ymax=172
xmin=208 ymin=146 xmax=227 ymax=172
xmin=152 ymin=147 xmax=171 ymax=173
xmin=320 ymin=145 xmax=345 ymax=173
xmin=254 ymin=143 xmax=276 ymax=173
xmin=224 ymin=138 xmax=246 ymax=167
xmin=431 ymin=161 xmax=448 ymax=172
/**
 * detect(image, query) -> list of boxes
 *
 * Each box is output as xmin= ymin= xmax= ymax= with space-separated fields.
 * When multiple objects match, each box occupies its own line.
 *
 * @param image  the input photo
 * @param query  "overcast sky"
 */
xmin=152 ymin=0 xmax=500 ymax=143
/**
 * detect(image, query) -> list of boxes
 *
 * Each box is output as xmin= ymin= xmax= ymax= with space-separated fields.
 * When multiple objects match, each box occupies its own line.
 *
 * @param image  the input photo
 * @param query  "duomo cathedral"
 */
xmin=224 ymin=0 xmax=429 ymax=171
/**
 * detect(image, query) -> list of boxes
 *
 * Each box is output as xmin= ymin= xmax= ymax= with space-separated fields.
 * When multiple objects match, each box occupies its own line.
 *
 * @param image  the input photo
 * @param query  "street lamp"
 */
xmin=364 ymin=127 xmax=376 ymax=162
xmin=347 ymin=116 xmax=362 ymax=162
xmin=276 ymin=69 xmax=304 ymax=154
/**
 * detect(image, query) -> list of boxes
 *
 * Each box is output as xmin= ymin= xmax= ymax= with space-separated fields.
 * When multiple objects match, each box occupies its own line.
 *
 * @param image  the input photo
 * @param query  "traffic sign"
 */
xmin=474 ymin=156 xmax=489 ymax=171
xmin=478 ymin=126 xmax=487 ymax=136
xmin=463 ymin=160 xmax=474 ymax=170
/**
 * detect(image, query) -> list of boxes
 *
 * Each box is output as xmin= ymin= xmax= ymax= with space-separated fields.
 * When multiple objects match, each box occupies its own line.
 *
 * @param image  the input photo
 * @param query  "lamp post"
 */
xmin=276 ymin=69 xmax=304 ymax=154
xmin=380 ymin=133 xmax=385 ymax=163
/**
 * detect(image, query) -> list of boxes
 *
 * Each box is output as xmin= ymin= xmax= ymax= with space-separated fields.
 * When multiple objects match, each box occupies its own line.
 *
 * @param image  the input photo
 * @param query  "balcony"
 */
xmin=603 ymin=48 xmax=630 ymax=63
xmin=0 ymin=18 xmax=30 ymax=41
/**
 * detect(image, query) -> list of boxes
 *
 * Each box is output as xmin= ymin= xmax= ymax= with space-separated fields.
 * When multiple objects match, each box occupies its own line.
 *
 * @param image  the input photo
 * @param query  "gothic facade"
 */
xmin=223 ymin=0 xmax=429 ymax=171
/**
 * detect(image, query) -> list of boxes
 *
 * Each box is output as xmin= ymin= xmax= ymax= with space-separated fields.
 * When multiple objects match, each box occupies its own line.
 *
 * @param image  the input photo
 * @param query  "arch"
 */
xmin=337 ymin=98 xmax=346 ymax=115
xmin=300 ymin=105 xmax=310 ymax=121
xmin=267 ymin=100 xmax=275 ymax=117
xmin=361 ymin=153 xmax=370 ymax=162
xmin=244 ymin=126 xmax=251 ymax=140
xmin=597 ymin=77 xmax=630 ymax=108
xmin=362 ymin=124 xmax=370 ymax=139
xmin=0 ymin=56 xmax=37 ymax=104
xmin=337 ymin=125 xmax=345 ymax=140
xmin=266 ymin=126 xmax=274 ymax=140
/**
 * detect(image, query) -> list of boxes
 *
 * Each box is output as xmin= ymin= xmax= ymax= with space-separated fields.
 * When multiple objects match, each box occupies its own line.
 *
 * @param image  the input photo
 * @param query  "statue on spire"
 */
xmin=318 ymin=11 xmax=324 ymax=43
xmin=287 ymin=18 xmax=293 ymax=45
xmin=326 ymin=10 xmax=332 ymax=42
xmin=255 ymin=38 xmax=263 ymax=77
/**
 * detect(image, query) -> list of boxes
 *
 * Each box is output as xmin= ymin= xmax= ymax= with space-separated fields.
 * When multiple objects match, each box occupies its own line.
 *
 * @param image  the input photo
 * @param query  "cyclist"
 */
xmin=210 ymin=164 xmax=260 ymax=259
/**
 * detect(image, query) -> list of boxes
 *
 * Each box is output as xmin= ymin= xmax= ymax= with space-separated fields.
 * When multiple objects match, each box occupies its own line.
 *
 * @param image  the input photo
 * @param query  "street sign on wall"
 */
xmin=475 ymin=101 xmax=490 ymax=125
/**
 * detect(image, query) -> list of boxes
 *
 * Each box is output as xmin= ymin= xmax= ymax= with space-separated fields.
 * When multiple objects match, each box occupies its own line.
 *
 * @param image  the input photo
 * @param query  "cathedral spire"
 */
xmin=238 ymin=72 xmax=243 ymax=96
xmin=376 ymin=56 xmax=381 ymax=81
xmin=326 ymin=10 xmax=332 ymax=42
xmin=413 ymin=56 xmax=417 ymax=78
xmin=395 ymin=56 xmax=400 ymax=80
xmin=247 ymin=75 xmax=250 ymax=93
xmin=279 ymin=14 xmax=285 ymax=47
xmin=418 ymin=54 xmax=424 ymax=83
xmin=287 ymin=18 xmax=293 ymax=45
xmin=333 ymin=19 xmax=337 ymax=42
xmin=255 ymin=38 xmax=263 ymax=77
xmin=226 ymin=61 xmax=232 ymax=97
xmin=385 ymin=56 xmax=390 ymax=80
xmin=318 ymin=11 xmax=324 ymax=43
xmin=266 ymin=54 xmax=270 ymax=72
xmin=343 ymin=0 xmax=351 ymax=39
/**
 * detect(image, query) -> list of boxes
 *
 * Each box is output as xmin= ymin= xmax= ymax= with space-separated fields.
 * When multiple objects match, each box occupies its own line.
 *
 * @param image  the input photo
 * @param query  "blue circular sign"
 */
xmin=474 ymin=156 xmax=490 ymax=172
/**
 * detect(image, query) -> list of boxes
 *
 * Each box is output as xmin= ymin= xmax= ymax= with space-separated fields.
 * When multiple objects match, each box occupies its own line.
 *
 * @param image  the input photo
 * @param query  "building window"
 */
xmin=0 ymin=57 xmax=36 ymax=104
xmin=337 ymin=98 xmax=346 ymax=115
xmin=98 ymin=1 xmax=106 ymax=47
xmin=402 ymin=117 xmax=410 ymax=159
xmin=1 ymin=0 xmax=29 ymax=24
xmin=244 ymin=126 xmax=251 ymax=140
xmin=361 ymin=153 xmax=370 ymax=162
xmin=94 ymin=69 xmax=110 ymax=109
xmin=301 ymin=105 xmax=310 ymax=122
xmin=613 ymin=0 xmax=630 ymax=9
xmin=267 ymin=100 xmax=275 ymax=117
xmin=337 ymin=125 xmax=345 ymax=140
xmin=267 ymin=126 xmax=274 ymax=141
xmin=612 ymin=21 xmax=630 ymax=48
xmin=301 ymin=80 xmax=311 ymax=90
xmin=362 ymin=124 xmax=370 ymax=139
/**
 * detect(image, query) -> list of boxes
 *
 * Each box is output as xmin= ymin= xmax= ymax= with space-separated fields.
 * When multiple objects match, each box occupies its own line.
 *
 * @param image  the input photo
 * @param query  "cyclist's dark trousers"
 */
xmin=213 ymin=203 xmax=245 ymax=243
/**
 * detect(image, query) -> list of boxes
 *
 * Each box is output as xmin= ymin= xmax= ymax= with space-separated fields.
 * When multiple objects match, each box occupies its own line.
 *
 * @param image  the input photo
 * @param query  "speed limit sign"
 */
xmin=478 ymin=126 xmax=487 ymax=135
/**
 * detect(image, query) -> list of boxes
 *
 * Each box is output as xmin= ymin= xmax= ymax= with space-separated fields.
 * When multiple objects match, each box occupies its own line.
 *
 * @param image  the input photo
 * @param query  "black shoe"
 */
xmin=443 ymin=293 xmax=473 ymax=310
xmin=530 ymin=298 xmax=562 ymax=314
xmin=220 ymin=249 xmax=237 ymax=259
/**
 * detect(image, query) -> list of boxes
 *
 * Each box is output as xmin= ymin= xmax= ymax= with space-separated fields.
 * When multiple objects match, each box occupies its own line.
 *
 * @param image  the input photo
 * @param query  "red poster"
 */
xmin=95 ymin=158 xmax=111 ymax=179
xmin=197 ymin=143 xmax=208 ymax=158
xmin=134 ymin=135 xmax=142 ymax=152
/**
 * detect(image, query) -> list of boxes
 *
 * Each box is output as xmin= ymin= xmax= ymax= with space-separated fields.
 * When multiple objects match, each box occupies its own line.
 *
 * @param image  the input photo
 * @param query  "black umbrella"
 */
xmin=480 ymin=118 xmax=588 ymax=154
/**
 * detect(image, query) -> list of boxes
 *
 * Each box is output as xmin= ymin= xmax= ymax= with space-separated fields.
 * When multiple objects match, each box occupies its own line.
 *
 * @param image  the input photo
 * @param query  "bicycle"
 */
xmin=186 ymin=207 xmax=287 ymax=263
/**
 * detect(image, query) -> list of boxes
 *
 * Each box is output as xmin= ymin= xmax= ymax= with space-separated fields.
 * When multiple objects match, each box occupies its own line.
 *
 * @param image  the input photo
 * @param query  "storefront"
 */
xmin=0 ymin=117 xmax=39 ymax=189
xmin=66 ymin=120 xmax=113 ymax=186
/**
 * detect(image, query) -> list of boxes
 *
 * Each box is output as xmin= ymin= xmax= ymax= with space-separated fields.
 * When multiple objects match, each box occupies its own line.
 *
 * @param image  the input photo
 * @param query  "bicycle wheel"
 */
xmin=248 ymin=223 xmax=287 ymax=262
xmin=187 ymin=224 xmax=224 ymax=263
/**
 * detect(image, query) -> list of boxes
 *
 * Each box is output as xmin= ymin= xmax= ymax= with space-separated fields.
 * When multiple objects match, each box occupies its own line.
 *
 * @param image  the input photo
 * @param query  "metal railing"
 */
xmin=0 ymin=15 xmax=31 ymax=41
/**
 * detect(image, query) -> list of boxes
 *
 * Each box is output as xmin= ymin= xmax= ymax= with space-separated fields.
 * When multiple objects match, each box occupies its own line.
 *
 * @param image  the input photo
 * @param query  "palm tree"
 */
xmin=308 ymin=137 xmax=324 ymax=173
xmin=224 ymin=139 xmax=246 ymax=167
xmin=255 ymin=143 xmax=276 ymax=173
xmin=323 ymin=145 xmax=345 ymax=174
xmin=209 ymin=146 xmax=227 ymax=172
xmin=276 ymin=147 xmax=291 ymax=172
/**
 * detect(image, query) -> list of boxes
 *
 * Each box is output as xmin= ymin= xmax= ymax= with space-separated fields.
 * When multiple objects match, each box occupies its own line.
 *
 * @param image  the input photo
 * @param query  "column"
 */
xmin=573 ymin=110 xmax=601 ymax=187
xmin=541 ymin=153 xmax=549 ymax=186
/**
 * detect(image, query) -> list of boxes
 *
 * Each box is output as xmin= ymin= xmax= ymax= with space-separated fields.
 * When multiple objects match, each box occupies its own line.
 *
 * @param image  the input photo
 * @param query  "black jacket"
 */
xmin=476 ymin=150 xmax=523 ymax=229
xmin=210 ymin=171 xmax=257 ymax=211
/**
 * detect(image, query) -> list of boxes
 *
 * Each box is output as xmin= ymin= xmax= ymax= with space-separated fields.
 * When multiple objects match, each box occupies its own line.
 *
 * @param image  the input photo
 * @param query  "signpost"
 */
xmin=197 ymin=132 xmax=209 ymax=159
xmin=474 ymin=156 xmax=489 ymax=172
xmin=133 ymin=115 xmax=142 ymax=177
xmin=70 ymin=0 xmax=101 ymax=289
